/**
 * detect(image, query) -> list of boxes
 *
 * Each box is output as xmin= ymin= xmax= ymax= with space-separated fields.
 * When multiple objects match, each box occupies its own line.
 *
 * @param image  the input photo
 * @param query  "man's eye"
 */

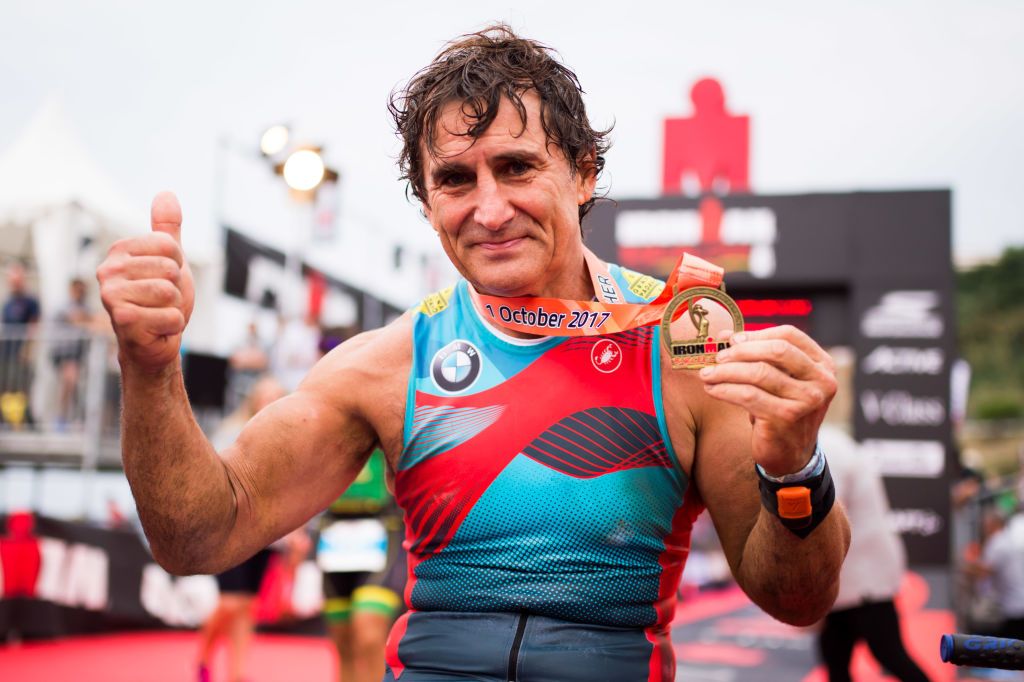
xmin=508 ymin=160 xmax=531 ymax=175
xmin=441 ymin=173 xmax=469 ymax=187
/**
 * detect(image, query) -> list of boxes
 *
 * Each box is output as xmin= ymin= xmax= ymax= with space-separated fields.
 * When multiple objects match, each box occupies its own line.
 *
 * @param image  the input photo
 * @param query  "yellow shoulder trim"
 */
xmin=620 ymin=268 xmax=665 ymax=302
xmin=418 ymin=285 xmax=455 ymax=316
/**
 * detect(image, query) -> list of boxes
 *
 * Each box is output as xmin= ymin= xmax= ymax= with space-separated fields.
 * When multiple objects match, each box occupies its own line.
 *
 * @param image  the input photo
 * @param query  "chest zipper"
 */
xmin=506 ymin=612 xmax=529 ymax=682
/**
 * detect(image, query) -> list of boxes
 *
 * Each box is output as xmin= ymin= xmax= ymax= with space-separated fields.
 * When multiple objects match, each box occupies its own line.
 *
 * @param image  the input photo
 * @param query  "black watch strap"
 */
xmin=757 ymin=455 xmax=836 ymax=539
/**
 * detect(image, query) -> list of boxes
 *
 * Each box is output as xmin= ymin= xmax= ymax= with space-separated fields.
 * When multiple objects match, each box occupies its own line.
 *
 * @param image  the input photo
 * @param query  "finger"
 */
xmin=100 ymin=255 xmax=182 ymax=284
xmin=105 ymin=278 xmax=183 ymax=310
xmin=703 ymin=381 xmax=814 ymax=423
xmin=700 ymin=360 xmax=809 ymax=402
xmin=151 ymin=191 xmax=182 ymax=244
xmin=108 ymin=234 xmax=184 ymax=266
xmin=111 ymin=302 xmax=186 ymax=338
xmin=717 ymin=339 xmax=818 ymax=380
xmin=730 ymin=325 xmax=832 ymax=368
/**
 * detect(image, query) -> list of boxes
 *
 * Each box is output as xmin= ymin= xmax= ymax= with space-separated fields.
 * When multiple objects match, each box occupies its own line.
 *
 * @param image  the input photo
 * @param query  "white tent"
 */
xmin=0 ymin=97 xmax=145 ymax=312
xmin=0 ymin=99 xmax=227 ymax=358
xmin=0 ymin=100 xmax=229 ymax=448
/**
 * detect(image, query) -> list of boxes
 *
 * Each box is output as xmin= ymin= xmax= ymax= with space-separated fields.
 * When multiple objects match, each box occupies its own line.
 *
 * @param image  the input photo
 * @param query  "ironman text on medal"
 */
xmin=660 ymin=285 xmax=745 ymax=370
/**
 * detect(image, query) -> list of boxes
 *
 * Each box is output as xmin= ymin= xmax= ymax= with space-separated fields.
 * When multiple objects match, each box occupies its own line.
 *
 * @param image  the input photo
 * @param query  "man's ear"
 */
xmin=576 ymin=148 xmax=598 ymax=205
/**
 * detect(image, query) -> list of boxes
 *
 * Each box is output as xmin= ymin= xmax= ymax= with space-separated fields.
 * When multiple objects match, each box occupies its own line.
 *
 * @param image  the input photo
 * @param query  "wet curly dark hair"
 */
xmin=388 ymin=24 xmax=612 ymax=223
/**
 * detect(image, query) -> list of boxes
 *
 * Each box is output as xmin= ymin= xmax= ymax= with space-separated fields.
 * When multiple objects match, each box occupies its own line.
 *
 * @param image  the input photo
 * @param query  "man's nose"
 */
xmin=473 ymin=176 xmax=515 ymax=230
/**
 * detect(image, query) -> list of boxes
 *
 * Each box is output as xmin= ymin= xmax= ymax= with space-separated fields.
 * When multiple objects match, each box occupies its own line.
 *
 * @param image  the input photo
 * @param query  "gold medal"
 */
xmin=660 ymin=286 xmax=745 ymax=370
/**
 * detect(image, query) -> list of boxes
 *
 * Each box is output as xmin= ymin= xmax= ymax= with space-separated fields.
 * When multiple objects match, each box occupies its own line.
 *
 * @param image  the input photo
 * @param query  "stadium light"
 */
xmin=259 ymin=124 xmax=290 ymax=156
xmin=282 ymin=148 xmax=326 ymax=192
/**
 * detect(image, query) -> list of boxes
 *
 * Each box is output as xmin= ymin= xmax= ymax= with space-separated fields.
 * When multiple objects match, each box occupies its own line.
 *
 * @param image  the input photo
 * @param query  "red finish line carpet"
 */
xmin=0 ymin=631 xmax=336 ymax=681
xmin=0 ymin=577 xmax=995 ymax=682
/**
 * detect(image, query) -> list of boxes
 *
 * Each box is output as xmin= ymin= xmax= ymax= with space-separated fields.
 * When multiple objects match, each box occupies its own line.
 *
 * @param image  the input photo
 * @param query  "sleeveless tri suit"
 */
xmin=385 ymin=264 xmax=706 ymax=682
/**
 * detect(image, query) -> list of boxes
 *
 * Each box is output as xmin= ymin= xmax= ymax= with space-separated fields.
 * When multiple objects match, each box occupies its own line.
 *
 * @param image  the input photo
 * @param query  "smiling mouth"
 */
xmin=477 ymin=237 xmax=525 ymax=251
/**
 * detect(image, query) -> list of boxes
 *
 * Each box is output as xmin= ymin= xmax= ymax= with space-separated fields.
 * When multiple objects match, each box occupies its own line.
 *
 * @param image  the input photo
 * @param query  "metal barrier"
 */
xmin=0 ymin=324 xmax=121 ymax=468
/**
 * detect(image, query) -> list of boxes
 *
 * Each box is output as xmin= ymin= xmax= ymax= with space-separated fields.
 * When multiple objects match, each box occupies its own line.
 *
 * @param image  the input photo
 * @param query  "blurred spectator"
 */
xmin=0 ymin=511 xmax=42 ymax=644
xmin=271 ymin=313 xmax=320 ymax=392
xmin=817 ymin=424 xmax=930 ymax=682
xmin=225 ymin=321 xmax=270 ymax=413
xmin=105 ymin=497 xmax=129 ymax=530
xmin=50 ymin=278 xmax=96 ymax=427
xmin=969 ymin=505 xmax=1024 ymax=640
xmin=317 ymin=449 xmax=406 ymax=682
xmin=196 ymin=376 xmax=308 ymax=682
xmin=1 ymin=262 xmax=40 ymax=429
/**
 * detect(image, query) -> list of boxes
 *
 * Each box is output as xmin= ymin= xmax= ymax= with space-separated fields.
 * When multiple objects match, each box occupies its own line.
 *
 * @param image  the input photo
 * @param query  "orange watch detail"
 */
xmin=776 ymin=486 xmax=813 ymax=520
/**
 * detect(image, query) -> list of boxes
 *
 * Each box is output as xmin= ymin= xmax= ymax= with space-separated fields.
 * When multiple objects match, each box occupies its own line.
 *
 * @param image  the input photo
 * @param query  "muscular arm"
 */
xmin=664 ymin=326 xmax=850 ymax=625
xmin=691 ymin=398 xmax=849 ymax=625
xmin=101 ymin=193 xmax=410 ymax=576
xmin=122 ymin=328 xmax=396 ymax=575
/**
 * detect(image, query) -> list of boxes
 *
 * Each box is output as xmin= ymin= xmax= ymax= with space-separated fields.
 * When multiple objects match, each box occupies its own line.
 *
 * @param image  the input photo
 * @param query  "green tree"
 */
xmin=958 ymin=246 xmax=1024 ymax=419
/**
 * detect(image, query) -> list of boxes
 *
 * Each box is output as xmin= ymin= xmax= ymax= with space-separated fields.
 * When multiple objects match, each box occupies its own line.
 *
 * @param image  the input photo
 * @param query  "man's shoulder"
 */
xmin=415 ymin=284 xmax=457 ymax=317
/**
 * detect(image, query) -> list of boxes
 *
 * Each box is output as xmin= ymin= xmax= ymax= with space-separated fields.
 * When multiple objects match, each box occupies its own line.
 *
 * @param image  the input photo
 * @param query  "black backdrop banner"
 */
xmin=587 ymin=190 xmax=956 ymax=566
xmin=0 ymin=515 xmax=321 ymax=639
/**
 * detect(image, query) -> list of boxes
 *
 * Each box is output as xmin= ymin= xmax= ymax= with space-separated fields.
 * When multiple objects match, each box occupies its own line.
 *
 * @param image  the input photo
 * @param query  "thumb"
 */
xmin=151 ymin=191 xmax=182 ymax=243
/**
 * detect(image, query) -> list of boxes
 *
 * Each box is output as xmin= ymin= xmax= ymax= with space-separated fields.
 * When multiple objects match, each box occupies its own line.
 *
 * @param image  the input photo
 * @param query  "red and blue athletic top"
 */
xmin=397 ymin=264 xmax=705 ymax=634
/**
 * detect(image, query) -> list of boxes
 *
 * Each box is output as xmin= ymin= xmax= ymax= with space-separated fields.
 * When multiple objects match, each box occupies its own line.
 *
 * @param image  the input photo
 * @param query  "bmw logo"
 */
xmin=430 ymin=340 xmax=482 ymax=393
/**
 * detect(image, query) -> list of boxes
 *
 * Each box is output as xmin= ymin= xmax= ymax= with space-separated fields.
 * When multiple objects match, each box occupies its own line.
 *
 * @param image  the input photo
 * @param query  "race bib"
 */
xmin=316 ymin=519 xmax=387 ymax=573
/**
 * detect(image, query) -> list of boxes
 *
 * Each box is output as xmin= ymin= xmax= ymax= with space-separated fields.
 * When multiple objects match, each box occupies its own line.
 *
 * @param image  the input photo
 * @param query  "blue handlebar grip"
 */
xmin=940 ymin=634 xmax=954 ymax=663
xmin=940 ymin=634 xmax=1024 ymax=670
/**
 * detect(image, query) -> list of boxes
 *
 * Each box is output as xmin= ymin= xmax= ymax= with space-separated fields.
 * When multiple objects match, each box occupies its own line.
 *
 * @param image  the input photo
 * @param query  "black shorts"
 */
xmin=320 ymin=517 xmax=407 ymax=622
xmin=215 ymin=548 xmax=272 ymax=595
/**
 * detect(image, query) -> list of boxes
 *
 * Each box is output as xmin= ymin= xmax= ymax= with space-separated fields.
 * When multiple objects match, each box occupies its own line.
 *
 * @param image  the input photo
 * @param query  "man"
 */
xmin=817 ymin=424 xmax=930 ymax=682
xmin=317 ymin=449 xmax=406 ymax=682
xmin=97 ymin=26 xmax=848 ymax=681
xmin=971 ymin=505 xmax=1024 ymax=640
xmin=51 ymin=278 xmax=95 ymax=426
xmin=1 ymin=262 xmax=40 ymax=428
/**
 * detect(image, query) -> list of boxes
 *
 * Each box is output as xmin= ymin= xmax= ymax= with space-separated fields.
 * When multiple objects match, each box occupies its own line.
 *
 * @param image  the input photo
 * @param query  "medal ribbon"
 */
xmin=472 ymin=248 xmax=724 ymax=337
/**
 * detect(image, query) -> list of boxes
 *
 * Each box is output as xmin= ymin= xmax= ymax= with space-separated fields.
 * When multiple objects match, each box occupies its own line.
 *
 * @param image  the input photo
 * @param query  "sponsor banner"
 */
xmin=590 ymin=190 xmax=957 ymax=567
xmin=223 ymin=227 xmax=401 ymax=328
xmin=862 ymin=439 xmax=946 ymax=478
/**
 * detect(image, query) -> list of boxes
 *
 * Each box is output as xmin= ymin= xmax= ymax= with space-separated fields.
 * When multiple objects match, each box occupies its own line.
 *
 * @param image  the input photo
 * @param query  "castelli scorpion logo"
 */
xmin=591 ymin=339 xmax=623 ymax=374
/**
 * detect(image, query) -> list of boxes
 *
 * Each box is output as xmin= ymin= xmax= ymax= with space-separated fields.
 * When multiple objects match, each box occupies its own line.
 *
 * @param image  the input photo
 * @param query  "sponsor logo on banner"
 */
xmin=862 ymin=346 xmax=944 ymax=375
xmin=861 ymin=390 xmax=945 ymax=427
xmin=591 ymin=339 xmax=623 ymax=373
xmin=861 ymin=439 xmax=945 ymax=477
xmin=430 ymin=340 xmax=482 ymax=393
xmin=615 ymin=206 xmax=777 ymax=278
xmin=140 ymin=566 xmax=219 ymax=627
xmin=861 ymin=291 xmax=943 ymax=339
xmin=35 ymin=537 xmax=110 ymax=611
xmin=139 ymin=561 xmax=323 ymax=626
xmin=889 ymin=508 xmax=943 ymax=537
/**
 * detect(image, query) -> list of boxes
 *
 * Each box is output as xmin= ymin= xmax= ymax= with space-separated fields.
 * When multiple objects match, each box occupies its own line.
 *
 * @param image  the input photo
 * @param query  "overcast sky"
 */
xmin=2 ymin=0 xmax=1022 ymax=303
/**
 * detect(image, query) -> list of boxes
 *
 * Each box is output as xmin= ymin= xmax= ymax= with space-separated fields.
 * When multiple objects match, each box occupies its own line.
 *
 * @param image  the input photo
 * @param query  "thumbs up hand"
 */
xmin=97 ymin=192 xmax=195 ymax=372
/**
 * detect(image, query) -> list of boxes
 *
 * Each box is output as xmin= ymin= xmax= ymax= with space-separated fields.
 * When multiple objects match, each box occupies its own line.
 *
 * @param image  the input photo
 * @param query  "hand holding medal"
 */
xmin=699 ymin=324 xmax=838 ymax=477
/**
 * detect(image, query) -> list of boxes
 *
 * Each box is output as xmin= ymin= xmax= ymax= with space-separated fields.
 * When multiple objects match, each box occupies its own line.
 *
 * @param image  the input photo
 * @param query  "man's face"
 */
xmin=7 ymin=266 xmax=25 ymax=293
xmin=70 ymin=281 xmax=86 ymax=302
xmin=421 ymin=92 xmax=595 ymax=298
